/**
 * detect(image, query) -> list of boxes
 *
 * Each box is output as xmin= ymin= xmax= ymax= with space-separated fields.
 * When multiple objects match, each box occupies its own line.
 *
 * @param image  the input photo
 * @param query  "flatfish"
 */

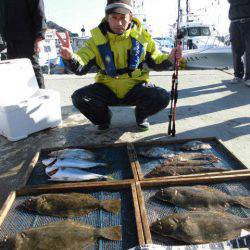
xmin=181 ymin=140 xmax=211 ymax=151
xmin=48 ymin=148 xmax=96 ymax=160
xmin=154 ymin=186 xmax=250 ymax=210
xmin=22 ymin=193 xmax=120 ymax=217
xmin=150 ymin=211 xmax=250 ymax=244
xmin=144 ymin=165 xmax=227 ymax=178
xmin=0 ymin=220 xmax=121 ymax=250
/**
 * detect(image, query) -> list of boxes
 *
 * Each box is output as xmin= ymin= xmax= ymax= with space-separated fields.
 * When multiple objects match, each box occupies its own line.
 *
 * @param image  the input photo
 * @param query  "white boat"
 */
xmin=180 ymin=21 xmax=233 ymax=69
xmin=167 ymin=0 xmax=233 ymax=70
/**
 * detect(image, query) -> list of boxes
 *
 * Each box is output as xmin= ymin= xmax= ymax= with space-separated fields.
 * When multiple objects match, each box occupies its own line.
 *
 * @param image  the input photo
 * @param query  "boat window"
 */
xmin=187 ymin=27 xmax=211 ymax=37
xmin=201 ymin=27 xmax=211 ymax=36
xmin=188 ymin=28 xmax=199 ymax=36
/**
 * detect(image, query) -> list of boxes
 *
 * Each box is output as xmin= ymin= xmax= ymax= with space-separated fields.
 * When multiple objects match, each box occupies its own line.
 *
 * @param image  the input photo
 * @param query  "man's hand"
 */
xmin=34 ymin=38 xmax=43 ymax=53
xmin=56 ymin=31 xmax=73 ymax=60
xmin=169 ymin=45 xmax=182 ymax=64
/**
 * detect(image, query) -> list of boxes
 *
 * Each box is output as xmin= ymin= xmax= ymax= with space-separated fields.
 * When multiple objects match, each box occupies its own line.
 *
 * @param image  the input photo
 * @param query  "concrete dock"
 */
xmin=0 ymin=69 xmax=249 ymax=206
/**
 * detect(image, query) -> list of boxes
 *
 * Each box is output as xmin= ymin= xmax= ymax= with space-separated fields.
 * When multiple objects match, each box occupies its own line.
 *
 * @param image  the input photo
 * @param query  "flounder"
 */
xmin=0 ymin=220 xmax=121 ymax=250
xmin=22 ymin=193 xmax=120 ymax=217
xmin=154 ymin=185 xmax=250 ymax=211
xmin=151 ymin=211 xmax=250 ymax=244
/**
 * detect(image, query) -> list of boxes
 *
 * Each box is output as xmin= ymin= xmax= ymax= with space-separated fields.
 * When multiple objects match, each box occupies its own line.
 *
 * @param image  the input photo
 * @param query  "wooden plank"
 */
xmin=127 ymin=143 xmax=143 ymax=181
xmin=131 ymin=183 xmax=145 ymax=245
xmin=135 ymin=182 xmax=152 ymax=244
xmin=128 ymin=143 xmax=144 ymax=181
xmin=20 ymin=151 xmax=40 ymax=188
xmin=140 ymin=173 xmax=250 ymax=187
xmin=0 ymin=191 xmax=16 ymax=227
xmin=141 ymin=169 xmax=250 ymax=181
xmin=17 ymin=179 xmax=133 ymax=196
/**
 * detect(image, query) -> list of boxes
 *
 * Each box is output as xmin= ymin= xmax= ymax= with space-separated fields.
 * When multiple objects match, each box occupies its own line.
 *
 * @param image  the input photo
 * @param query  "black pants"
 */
xmin=230 ymin=21 xmax=250 ymax=80
xmin=71 ymin=82 xmax=170 ymax=126
xmin=7 ymin=40 xmax=45 ymax=88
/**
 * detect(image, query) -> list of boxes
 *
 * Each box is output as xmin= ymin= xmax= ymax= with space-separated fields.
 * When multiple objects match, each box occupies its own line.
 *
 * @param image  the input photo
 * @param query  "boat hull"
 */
xmin=183 ymin=47 xmax=233 ymax=69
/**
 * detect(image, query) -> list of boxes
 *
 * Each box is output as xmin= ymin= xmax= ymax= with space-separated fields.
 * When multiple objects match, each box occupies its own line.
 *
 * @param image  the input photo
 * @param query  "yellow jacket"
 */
xmin=67 ymin=18 xmax=173 ymax=99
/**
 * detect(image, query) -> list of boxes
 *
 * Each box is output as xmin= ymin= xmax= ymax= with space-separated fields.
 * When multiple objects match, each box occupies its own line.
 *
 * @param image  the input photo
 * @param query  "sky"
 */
xmin=44 ymin=0 xmax=230 ymax=37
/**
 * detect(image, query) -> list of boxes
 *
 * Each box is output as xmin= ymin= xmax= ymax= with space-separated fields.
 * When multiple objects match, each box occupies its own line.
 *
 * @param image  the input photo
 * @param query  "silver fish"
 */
xmin=47 ymin=168 xmax=109 ymax=182
xmin=48 ymin=148 xmax=96 ymax=160
xmin=42 ymin=158 xmax=107 ymax=169
xmin=138 ymin=147 xmax=176 ymax=159
xmin=181 ymin=140 xmax=211 ymax=151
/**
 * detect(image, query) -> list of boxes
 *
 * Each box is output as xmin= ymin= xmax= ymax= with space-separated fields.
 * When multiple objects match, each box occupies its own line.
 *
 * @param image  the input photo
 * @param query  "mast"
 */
xmin=133 ymin=0 xmax=152 ymax=33
xmin=133 ymin=0 xmax=144 ymax=19
xmin=186 ymin=0 xmax=189 ymax=22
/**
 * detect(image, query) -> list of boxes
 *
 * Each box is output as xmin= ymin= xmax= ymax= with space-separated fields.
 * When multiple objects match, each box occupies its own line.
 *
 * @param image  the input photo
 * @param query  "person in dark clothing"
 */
xmin=57 ymin=0 xmax=182 ymax=132
xmin=228 ymin=0 xmax=250 ymax=86
xmin=2 ymin=0 xmax=47 ymax=88
xmin=0 ymin=0 xmax=6 ymax=53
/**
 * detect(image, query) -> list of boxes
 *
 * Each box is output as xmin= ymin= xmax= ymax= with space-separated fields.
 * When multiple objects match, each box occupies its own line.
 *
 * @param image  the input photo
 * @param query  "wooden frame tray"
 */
xmin=127 ymin=137 xmax=250 ymax=181
xmin=21 ymin=142 xmax=140 ymax=189
xmin=136 ymin=177 xmax=250 ymax=247
xmin=0 ymin=182 xmax=145 ymax=249
xmin=2 ymin=137 xmax=250 ymax=249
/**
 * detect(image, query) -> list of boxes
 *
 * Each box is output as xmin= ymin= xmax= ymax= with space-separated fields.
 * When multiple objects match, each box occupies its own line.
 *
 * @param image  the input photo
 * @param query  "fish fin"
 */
xmin=99 ymin=226 xmax=122 ymax=241
xmin=246 ymin=218 xmax=250 ymax=230
xmin=69 ymin=209 xmax=95 ymax=216
xmin=99 ymin=162 xmax=108 ymax=166
xmin=193 ymin=185 xmax=213 ymax=190
xmin=101 ymin=199 xmax=121 ymax=213
xmin=106 ymin=175 xmax=114 ymax=180
xmin=234 ymin=196 xmax=250 ymax=209
xmin=169 ymin=169 xmax=179 ymax=176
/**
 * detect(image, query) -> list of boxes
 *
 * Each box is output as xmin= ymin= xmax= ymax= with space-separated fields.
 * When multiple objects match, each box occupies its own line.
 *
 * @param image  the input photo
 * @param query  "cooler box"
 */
xmin=0 ymin=58 xmax=62 ymax=141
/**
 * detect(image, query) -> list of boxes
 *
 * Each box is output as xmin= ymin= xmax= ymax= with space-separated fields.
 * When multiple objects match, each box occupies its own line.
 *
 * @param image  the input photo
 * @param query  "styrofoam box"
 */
xmin=0 ymin=58 xmax=62 ymax=141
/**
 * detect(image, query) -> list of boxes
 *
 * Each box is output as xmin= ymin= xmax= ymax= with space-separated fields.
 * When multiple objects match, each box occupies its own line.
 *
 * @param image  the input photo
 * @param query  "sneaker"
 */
xmin=245 ymin=79 xmax=250 ymax=87
xmin=137 ymin=119 xmax=150 ymax=132
xmin=228 ymin=77 xmax=244 ymax=84
xmin=97 ymin=123 xmax=110 ymax=133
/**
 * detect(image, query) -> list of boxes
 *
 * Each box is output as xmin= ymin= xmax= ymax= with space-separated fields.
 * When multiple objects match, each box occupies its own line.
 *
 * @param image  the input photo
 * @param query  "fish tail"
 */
xmin=99 ymin=162 xmax=108 ymax=166
xmin=245 ymin=218 xmax=250 ymax=230
xmin=99 ymin=226 xmax=122 ymax=241
xmin=101 ymin=199 xmax=121 ymax=213
xmin=234 ymin=196 xmax=250 ymax=209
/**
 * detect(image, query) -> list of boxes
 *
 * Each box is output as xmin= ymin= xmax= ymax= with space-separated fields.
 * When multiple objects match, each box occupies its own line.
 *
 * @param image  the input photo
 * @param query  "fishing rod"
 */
xmin=168 ymin=0 xmax=182 ymax=137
